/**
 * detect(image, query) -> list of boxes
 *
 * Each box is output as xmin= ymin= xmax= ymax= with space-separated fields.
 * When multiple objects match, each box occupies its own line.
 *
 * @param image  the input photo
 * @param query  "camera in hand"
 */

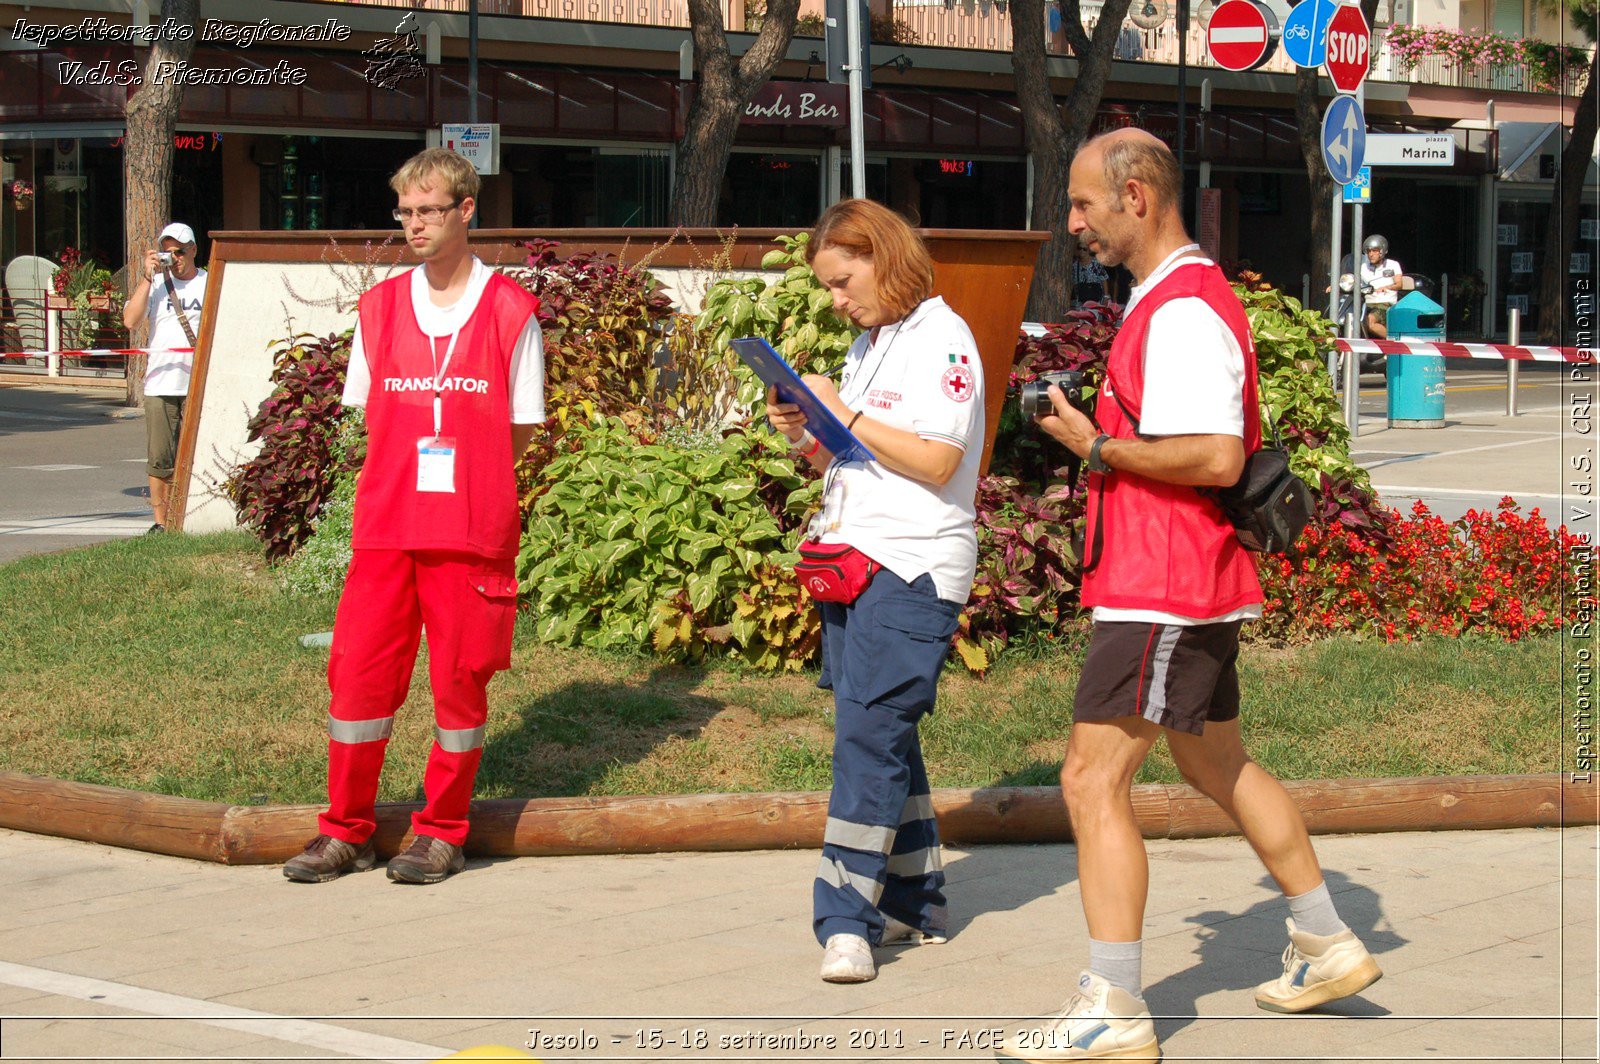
xmin=1017 ymin=369 xmax=1087 ymax=420
xmin=156 ymin=251 xmax=176 ymax=268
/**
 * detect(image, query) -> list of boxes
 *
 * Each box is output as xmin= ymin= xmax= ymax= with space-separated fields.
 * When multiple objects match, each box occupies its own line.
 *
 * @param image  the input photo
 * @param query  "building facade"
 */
xmin=1 ymin=0 xmax=1594 ymax=345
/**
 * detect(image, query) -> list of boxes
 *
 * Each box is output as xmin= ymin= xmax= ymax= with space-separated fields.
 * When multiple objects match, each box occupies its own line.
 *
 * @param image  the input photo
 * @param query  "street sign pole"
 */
xmin=846 ymin=0 xmax=866 ymax=199
xmin=1350 ymin=80 xmax=1366 ymax=341
xmin=1177 ymin=0 xmax=1190 ymax=201
xmin=1330 ymin=186 xmax=1342 ymax=385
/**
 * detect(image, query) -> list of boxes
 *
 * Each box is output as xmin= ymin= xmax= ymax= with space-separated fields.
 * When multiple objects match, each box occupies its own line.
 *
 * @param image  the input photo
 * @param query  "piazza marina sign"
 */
xmin=1365 ymin=133 xmax=1456 ymax=167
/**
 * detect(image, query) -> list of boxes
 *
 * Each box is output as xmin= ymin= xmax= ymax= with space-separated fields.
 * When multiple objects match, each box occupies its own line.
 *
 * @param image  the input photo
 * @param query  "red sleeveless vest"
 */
xmin=351 ymin=268 xmax=539 ymax=559
xmin=1080 ymin=260 xmax=1263 ymax=616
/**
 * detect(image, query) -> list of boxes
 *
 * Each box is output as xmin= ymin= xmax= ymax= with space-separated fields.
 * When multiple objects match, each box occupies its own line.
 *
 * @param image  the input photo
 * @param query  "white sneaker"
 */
xmin=881 ymin=915 xmax=949 ymax=946
xmin=820 ymin=933 xmax=876 ymax=983
xmin=1255 ymin=918 xmax=1382 ymax=1013
xmin=996 ymin=971 xmax=1159 ymax=1062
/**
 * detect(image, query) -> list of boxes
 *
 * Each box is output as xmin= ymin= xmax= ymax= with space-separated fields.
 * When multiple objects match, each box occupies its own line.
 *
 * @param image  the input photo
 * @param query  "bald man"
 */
xmin=999 ymin=129 xmax=1380 ymax=1063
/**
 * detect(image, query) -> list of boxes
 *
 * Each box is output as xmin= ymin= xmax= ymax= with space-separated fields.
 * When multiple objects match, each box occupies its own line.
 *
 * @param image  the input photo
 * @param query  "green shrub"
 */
xmin=280 ymin=409 xmax=364 ymax=597
xmin=693 ymin=233 xmax=858 ymax=418
xmin=516 ymin=418 xmax=821 ymax=670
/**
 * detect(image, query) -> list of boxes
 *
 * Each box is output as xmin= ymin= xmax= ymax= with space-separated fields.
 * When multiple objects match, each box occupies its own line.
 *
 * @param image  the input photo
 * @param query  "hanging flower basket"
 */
xmin=7 ymin=180 xmax=34 ymax=209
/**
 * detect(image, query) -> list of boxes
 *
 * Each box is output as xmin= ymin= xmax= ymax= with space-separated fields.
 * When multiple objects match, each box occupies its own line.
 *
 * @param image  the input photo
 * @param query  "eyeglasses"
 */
xmin=392 ymin=201 xmax=462 ymax=225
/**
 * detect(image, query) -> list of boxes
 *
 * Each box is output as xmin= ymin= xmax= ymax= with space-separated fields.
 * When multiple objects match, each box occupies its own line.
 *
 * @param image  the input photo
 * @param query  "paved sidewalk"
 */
xmin=0 ymin=825 xmax=1594 ymax=1063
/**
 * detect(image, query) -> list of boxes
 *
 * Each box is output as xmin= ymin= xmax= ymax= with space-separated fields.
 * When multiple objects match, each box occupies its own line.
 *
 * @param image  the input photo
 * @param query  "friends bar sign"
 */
xmin=742 ymin=82 xmax=847 ymax=127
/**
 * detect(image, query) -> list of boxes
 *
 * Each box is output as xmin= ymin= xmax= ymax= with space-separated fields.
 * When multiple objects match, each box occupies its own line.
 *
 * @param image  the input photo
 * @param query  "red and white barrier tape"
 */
xmin=1 ymin=347 xmax=192 ymax=361
xmin=1331 ymin=339 xmax=1593 ymax=363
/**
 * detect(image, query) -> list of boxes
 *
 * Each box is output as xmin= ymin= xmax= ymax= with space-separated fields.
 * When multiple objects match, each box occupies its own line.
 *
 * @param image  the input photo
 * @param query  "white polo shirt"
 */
xmin=820 ymin=296 xmax=985 ymax=603
xmin=1361 ymin=257 xmax=1404 ymax=306
xmin=343 ymin=257 xmax=545 ymax=423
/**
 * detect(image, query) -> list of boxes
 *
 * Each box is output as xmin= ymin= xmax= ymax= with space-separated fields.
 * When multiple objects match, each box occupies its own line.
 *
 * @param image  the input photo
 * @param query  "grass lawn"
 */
xmin=0 ymin=532 xmax=1565 ymax=806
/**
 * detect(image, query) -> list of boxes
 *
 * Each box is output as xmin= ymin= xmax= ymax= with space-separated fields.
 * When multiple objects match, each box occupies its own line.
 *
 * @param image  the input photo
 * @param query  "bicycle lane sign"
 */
xmin=1282 ymin=0 xmax=1338 ymax=68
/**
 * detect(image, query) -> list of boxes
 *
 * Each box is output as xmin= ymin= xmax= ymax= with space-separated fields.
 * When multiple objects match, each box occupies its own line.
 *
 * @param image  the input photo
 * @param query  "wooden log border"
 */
xmin=1 ymin=772 xmax=1594 ymax=865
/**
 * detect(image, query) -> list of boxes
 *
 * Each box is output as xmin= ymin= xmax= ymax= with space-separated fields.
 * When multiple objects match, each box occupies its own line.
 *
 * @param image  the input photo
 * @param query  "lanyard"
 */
xmin=430 ymin=328 xmax=462 ymax=438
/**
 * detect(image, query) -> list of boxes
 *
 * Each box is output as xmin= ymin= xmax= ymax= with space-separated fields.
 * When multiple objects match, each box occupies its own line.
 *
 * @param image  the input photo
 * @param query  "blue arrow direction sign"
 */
xmin=1341 ymin=165 xmax=1371 ymax=203
xmin=1282 ymin=0 xmax=1337 ymax=68
xmin=1321 ymin=94 xmax=1366 ymax=185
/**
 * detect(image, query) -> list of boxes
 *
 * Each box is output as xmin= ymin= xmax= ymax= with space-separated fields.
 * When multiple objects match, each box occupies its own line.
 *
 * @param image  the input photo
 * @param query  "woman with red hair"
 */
xmin=766 ymin=199 xmax=985 ymax=984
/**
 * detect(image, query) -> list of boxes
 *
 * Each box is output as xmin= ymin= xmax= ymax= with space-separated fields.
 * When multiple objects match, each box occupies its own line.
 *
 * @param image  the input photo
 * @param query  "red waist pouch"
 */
xmin=794 ymin=540 xmax=880 ymax=604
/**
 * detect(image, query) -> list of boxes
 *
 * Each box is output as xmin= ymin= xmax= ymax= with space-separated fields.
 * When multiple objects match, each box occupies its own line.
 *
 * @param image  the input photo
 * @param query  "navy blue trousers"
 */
xmin=813 ymin=568 xmax=960 ymax=946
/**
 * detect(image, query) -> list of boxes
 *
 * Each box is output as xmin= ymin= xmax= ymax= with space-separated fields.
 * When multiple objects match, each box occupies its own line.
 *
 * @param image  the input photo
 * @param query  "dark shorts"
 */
xmin=1073 ymin=620 xmax=1243 ymax=736
xmin=145 ymin=395 xmax=185 ymax=479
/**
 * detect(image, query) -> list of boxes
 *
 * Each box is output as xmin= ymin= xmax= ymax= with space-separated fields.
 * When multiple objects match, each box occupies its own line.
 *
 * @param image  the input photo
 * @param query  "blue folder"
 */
xmin=730 ymin=337 xmax=876 ymax=465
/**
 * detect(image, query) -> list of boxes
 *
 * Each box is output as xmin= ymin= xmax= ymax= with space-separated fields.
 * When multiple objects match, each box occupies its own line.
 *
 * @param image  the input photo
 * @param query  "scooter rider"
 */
xmin=1358 ymin=235 xmax=1404 ymax=340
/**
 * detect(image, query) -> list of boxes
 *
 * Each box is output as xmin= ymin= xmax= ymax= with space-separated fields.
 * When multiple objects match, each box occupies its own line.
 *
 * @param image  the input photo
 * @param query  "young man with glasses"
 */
xmin=123 ymin=222 xmax=206 ymax=533
xmin=283 ymin=147 xmax=545 ymax=886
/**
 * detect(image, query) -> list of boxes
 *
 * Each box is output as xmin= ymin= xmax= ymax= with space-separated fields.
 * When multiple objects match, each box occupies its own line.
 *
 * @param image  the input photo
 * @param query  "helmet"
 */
xmin=1363 ymin=234 xmax=1388 ymax=255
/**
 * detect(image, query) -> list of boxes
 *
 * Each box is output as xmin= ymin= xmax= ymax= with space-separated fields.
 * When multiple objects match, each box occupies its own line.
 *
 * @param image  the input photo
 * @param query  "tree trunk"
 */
xmin=671 ymin=0 xmax=802 ymax=226
xmin=1013 ymin=0 xmax=1134 ymax=322
xmin=1536 ymin=46 xmax=1598 ymax=344
xmin=1294 ymin=65 xmax=1336 ymax=314
xmin=122 ymin=0 xmax=199 ymax=407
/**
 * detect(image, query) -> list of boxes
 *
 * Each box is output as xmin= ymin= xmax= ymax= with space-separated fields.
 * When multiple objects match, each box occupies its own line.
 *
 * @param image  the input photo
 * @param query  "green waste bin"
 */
xmin=1385 ymin=291 xmax=1447 ymax=429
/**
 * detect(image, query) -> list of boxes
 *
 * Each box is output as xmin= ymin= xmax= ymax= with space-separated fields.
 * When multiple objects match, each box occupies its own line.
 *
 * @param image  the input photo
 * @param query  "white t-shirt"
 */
xmin=142 ymin=268 xmax=207 ymax=397
xmin=342 ymin=257 xmax=545 ymax=423
xmin=820 ymin=296 xmax=985 ymax=604
xmin=1361 ymin=257 xmax=1404 ymax=305
xmin=1096 ymin=245 xmax=1261 ymax=627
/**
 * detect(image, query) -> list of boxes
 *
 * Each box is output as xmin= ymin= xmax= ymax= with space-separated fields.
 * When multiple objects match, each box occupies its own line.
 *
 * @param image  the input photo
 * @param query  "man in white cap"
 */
xmin=123 ymin=222 xmax=207 ymax=532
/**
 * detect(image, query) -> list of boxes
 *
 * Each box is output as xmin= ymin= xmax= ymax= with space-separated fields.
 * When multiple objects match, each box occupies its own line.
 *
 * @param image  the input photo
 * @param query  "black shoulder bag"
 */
xmin=1107 ymin=385 xmax=1313 ymax=556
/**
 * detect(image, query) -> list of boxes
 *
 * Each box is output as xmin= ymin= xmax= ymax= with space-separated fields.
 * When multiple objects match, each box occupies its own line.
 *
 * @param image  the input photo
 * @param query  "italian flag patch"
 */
xmin=948 ymin=353 xmax=968 ymax=364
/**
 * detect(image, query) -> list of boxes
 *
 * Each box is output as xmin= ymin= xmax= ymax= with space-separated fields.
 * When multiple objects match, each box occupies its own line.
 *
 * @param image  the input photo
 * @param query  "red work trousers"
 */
xmin=319 ymin=549 xmax=518 ymax=847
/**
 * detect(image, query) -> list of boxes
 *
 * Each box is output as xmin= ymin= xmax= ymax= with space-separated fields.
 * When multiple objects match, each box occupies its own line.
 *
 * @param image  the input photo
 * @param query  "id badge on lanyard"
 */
xmin=416 ymin=329 xmax=462 ymax=494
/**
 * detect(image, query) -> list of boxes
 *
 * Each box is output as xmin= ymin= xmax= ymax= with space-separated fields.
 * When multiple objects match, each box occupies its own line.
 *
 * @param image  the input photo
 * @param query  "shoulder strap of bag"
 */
xmin=163 ymin=270 xmax=198 ymax=347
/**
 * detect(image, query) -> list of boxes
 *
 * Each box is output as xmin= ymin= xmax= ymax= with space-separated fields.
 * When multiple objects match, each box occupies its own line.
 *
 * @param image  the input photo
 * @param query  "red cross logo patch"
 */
xmin=941 ymin=360 xmax=975 ymax=402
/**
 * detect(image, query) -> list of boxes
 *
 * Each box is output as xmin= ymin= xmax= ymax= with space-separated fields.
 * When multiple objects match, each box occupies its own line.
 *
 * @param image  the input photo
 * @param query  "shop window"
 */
xmin=720 ymin=153 xmax=822 ymax=228
xmin=257 ymin=135 xmax=418 ymax=231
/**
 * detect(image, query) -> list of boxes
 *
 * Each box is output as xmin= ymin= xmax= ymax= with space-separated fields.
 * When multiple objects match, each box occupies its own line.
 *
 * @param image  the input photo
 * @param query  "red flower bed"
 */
xmin=1257 ymin=498 xmax=1587 ymax=642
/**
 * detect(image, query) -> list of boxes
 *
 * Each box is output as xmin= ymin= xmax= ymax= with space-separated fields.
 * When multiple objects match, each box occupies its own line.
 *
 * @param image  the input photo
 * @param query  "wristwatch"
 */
xmin=1087 ymin=433 xmax=1113 ymax=474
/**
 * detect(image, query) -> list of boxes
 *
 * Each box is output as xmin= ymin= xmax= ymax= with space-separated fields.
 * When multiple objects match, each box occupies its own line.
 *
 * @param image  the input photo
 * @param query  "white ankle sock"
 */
xmin=1286 ymin=881 xmax=1347 ymax=938
xmin=1088 ymin=937 xmax=1143 ymax=999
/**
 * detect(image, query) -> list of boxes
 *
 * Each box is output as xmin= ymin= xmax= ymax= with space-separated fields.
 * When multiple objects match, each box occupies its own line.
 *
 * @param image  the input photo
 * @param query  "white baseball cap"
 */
xmin=159 ymin=222 xmax=196 ymax=245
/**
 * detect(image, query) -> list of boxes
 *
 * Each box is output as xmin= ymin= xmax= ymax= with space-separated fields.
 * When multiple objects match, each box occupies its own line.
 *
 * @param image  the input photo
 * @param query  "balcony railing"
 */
xmin=327 ymin=0 xmax=1593 ymax=91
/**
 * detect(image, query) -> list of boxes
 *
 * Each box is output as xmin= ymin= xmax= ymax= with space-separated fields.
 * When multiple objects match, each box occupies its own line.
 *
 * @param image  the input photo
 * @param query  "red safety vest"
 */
xmin=351 ymin=269 xmax=539 ymax=559
xmin=1080 ymin=260 xmax=1263 ymax=616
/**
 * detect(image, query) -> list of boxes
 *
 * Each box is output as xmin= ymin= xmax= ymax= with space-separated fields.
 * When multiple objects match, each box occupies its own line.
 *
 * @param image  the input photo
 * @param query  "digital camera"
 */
xmin=1016 ymin=369 xmax=1087 ymax=420
xmin=156 ymin=251 xmax=176 ymax=268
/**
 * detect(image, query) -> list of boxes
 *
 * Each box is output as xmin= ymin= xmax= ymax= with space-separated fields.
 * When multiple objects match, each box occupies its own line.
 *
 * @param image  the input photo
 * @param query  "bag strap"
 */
xmin=162 ymin=270 xmax=198 ymax=347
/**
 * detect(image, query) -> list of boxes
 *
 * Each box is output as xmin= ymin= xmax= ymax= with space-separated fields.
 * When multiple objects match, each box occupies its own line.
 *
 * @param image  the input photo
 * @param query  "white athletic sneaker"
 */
xmin=996 ymin=970 xmax=1159 ymax=1062
xmin=881 ymin=915 xmax=949 ymax=946
xmin=1255 ymin=918 xmax=1382 ymax=1013
xmin=820 ymin=933 xmax=876 ymax=983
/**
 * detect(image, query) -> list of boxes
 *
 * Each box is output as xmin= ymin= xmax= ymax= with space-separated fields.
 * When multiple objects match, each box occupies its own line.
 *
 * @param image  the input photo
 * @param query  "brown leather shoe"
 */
xmin=282 ymin=834 xmax=376 ymax=883
xmin=386 ymin=834 xmax=466 ymax=884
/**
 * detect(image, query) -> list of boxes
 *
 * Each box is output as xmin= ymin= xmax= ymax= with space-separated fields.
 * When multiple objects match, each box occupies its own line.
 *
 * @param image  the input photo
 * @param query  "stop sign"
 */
xmin=1324 ymin=3 xmax=1371 ymax=94
xmin=1206 ymin=0 xmax=1279 ymax=72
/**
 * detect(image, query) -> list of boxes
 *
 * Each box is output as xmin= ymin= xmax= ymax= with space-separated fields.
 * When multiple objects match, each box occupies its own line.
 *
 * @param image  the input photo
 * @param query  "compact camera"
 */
xmin=1016 ymin=369 xmax=1087 ymax=420
xmin=156 ymin=251 xmax=176 ymax=268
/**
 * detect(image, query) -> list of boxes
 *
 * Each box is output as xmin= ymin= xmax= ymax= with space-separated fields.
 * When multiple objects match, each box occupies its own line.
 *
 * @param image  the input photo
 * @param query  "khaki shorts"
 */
xmin=145 ymin=395 xmax=185 ymax=479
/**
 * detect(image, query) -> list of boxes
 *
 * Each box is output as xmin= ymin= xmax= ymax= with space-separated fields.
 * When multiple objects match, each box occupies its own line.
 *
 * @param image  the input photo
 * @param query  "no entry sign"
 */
xmin=1206 ymin=0 xmax=1279 ymax=72
xmin=1324 ymin=3 xmax=1371 ymax=94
